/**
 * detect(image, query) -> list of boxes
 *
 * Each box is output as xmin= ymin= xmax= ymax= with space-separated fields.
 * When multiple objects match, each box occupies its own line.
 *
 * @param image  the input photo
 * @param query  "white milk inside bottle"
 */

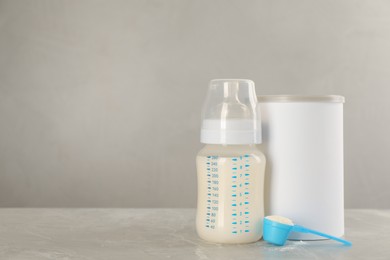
xmin=196 ymin=79 xmax=266 ymax=244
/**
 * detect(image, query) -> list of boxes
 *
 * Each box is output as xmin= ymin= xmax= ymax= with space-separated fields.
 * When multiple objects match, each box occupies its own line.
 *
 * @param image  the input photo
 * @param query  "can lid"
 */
xmin=258 ymin=95 xmax=345 ymax=103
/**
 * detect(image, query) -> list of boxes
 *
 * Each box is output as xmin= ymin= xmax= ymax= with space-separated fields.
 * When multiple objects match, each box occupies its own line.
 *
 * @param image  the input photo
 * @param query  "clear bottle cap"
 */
xmin=200 ymin=79 xmax=262 ymax=144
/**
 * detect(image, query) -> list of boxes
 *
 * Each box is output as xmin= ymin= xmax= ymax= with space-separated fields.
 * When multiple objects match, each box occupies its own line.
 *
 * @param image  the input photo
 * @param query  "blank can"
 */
xmin=258 ymin=95 xmax=345 ymax=240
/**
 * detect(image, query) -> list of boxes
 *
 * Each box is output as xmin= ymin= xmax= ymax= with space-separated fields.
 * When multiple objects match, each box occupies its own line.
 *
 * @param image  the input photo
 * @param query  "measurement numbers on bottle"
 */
xmin=231 ymin=155 xmax=251 ymax=234
xmin=205 ymin=156 xmax=219 ymax=229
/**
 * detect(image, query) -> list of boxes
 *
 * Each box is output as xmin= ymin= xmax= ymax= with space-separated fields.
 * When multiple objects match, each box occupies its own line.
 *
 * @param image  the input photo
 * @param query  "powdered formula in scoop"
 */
xmin=265 ymin=215 xmax=293 ymax=225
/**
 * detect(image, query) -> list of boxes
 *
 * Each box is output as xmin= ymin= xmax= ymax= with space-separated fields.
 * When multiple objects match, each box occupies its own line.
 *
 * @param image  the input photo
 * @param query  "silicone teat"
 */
xmin=200 ymin=79 xmax=262 ymax=144
xmin=263 ymin=215 xmax=352 ymax=246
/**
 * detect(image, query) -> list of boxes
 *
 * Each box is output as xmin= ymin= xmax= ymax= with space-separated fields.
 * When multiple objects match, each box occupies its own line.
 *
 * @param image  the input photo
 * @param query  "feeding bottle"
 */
xmin=196 ymin=79 xmax=266 ymax=244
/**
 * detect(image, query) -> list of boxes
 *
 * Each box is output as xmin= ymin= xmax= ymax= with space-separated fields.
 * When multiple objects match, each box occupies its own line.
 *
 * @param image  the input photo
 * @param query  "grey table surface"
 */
xmin=0 ymin=209 xmax=388 ymax=259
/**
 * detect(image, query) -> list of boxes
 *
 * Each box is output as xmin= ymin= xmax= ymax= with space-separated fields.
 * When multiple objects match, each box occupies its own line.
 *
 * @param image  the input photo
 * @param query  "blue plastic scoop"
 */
xmin=263 ymin=216 xmax=352 ymax=246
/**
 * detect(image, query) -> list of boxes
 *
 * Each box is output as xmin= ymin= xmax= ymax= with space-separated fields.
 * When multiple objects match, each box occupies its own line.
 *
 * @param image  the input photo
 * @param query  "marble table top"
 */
xmin=0 ymin=209 xmax=388 ymax=259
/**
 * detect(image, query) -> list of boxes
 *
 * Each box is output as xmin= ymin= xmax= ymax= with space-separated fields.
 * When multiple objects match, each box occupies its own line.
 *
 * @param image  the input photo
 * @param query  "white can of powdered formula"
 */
xmin=258 ymin=95 xmax=345 ymax=240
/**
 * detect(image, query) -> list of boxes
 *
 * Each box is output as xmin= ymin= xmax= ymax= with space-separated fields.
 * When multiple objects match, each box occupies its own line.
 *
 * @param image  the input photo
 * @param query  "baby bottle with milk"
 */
xmin=196 ymin=79 xmax=266 ymax=244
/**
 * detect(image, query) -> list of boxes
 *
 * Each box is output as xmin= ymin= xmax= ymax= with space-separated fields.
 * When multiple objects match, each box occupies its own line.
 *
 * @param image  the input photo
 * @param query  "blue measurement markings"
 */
xmin=231 ymin=154 xmax=251 ymax=234
xmin=244 ymin=154 xmax=250 ymax=232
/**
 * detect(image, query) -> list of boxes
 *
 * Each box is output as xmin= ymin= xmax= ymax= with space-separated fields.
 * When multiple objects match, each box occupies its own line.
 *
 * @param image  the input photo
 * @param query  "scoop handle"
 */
xmin=292 ymin=225 xmax=352 ymax=246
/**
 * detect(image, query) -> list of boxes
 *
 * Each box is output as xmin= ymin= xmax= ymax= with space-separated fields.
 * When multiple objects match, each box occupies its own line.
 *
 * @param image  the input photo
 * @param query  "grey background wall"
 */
xmin=0 ymin=0 xmax=389 ymax=208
